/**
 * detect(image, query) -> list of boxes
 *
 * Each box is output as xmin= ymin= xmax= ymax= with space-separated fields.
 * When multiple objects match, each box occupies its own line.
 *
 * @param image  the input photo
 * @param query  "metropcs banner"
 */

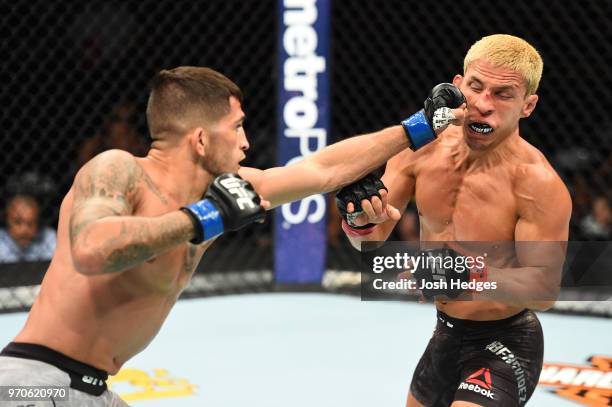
xmin=275 ymin=0 xmax=330 ymax=283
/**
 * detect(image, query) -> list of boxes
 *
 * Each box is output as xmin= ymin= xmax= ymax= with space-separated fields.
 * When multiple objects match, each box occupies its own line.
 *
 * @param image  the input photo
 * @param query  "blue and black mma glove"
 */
xmin=181 ymin=173 xmax=266 ymax=244
xmin=402 ymin=83 xmax=466 ymax=150
xmin=336 ymin=84 xmax=465 ymax=231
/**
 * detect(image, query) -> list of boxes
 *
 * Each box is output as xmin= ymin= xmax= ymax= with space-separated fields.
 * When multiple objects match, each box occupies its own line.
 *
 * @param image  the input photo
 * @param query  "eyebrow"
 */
xmin=468 ymin=77 xmax=517 ymax=93
xmin=234 ymin=115 xmax=246 ymax=124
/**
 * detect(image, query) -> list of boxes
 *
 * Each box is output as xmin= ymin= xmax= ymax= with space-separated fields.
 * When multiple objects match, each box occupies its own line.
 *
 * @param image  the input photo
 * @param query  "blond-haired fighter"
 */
xmin=0 ymin=66 xmax=464 ymax=406
xmin=337 ymin=35 xmax=571 ymax=406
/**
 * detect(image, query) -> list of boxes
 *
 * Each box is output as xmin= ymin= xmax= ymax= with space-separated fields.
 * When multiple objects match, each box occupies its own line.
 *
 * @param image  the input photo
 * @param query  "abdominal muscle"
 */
xmin=14 ymin=255 xmax=192 ymax=374
xmin=422 ymin=227 xmax=523 ymax=321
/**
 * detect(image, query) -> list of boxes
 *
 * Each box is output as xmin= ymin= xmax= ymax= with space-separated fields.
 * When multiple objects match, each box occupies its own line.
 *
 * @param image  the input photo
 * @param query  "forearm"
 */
xmin=320 ymin=83 xmax=463 ymax=187
xmin=244 ymin=126 xmax=410 ymax=209
xmin=345 ymin=231 xmax=372 ymax=252
xmin=311 ymin=126 xmax=409 ymax=191
xmin=72 ymin=211 xmax=195 ymax=275
xmin=473 ymin=266 xmax=560 ymax=310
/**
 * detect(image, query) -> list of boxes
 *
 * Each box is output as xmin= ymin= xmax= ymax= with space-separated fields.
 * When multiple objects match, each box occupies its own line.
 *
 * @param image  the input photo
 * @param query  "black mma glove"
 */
xmin=401 ymin=83 xmax=466 ymax=150
xmin=335 ymin=171 xmax=386 ymax=229
xmin=181 ymin=173 xmax=265 ymax=244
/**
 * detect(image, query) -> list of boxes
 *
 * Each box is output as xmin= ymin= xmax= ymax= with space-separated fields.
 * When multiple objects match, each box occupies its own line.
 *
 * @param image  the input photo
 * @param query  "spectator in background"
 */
xmin=579 ymin=196 xmax=611 ymax=240
xmin=0 ymin=195 xmax=56 ymax=263
xmin=77 ymin=102 xmax=149 ymax=167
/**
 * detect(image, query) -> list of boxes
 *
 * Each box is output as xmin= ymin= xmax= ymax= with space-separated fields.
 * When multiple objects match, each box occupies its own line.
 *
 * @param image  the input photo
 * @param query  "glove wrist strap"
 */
xmin=341 ymin=219 xmax=375 ymax=237
xmin=181 ymin=199 xmax=225 ymax=244
xmin=401 ymin=109 xmax=436 ymax=151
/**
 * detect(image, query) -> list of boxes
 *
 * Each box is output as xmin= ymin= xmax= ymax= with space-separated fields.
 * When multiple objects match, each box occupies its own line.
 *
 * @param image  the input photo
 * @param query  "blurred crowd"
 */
xmin=0 ymin=102 xmax=148 ymax=264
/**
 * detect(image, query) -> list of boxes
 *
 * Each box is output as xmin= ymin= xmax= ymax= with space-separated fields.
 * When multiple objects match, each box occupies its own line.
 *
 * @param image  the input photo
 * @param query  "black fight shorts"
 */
xmin=410 ymin=309 xmax=543 ymax=406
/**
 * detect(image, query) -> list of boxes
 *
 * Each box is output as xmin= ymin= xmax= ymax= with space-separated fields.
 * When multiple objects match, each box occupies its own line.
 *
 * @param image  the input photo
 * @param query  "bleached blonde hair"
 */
xmin=464 ymin=34 xmax=543 ymax=95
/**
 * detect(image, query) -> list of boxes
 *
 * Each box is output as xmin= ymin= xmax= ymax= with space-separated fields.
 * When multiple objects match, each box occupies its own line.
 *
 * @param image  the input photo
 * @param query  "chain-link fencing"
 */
xmin=1 ymin=0 xmax=610 ymax=315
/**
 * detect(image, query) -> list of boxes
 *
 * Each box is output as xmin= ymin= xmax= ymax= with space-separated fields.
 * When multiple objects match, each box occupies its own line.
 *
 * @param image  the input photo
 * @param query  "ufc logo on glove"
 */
xmin=219 ymin=178 xmax=257 ymax=210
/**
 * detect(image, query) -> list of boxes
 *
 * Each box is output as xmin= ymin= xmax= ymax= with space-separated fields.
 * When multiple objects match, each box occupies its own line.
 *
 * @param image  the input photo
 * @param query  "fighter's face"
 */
xmin=453 ymin=60 xmax=538 ymax=151
xmin=202 ymin=96 xmax=249 ymax=175
xmin=6 ymin=199 xmax=39 ymax=249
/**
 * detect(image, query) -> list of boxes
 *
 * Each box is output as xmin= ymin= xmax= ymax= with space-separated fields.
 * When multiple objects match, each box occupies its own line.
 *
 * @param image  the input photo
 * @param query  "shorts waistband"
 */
xmin=1 ymin=342 xmax=108 ymax=396
xmin=436 ymin=309 xmax=530 ymax=330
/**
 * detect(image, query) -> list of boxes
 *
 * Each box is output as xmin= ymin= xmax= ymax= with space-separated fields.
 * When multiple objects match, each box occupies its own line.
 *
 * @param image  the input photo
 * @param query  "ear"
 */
xmin=521 ymin=94 xmax=539 ymax=118
xmin=452 ymin=74 xmax=463 ymax=88
xmin=191 ymin=127 xmax=208 ymax=157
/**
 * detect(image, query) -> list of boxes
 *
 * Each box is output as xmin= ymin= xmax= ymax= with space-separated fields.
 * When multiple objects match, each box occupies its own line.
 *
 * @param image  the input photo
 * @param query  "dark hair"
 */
xmin=146 ymin=66 xmax=243 ymax=139
xmin=7 ymin=194 xmax=39 ymax=210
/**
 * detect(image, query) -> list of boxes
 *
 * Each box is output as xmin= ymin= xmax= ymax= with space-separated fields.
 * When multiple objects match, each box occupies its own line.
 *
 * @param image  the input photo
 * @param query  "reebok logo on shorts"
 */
xmin=458 ymin=368 xmax=495 ymax=400
xmin=466 ymin=367 xmax=493 ymax=389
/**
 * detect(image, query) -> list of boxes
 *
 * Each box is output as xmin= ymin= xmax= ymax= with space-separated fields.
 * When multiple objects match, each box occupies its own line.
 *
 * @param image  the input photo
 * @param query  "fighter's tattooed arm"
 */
xmin=69 ymin=150 xmax=195 ymax=275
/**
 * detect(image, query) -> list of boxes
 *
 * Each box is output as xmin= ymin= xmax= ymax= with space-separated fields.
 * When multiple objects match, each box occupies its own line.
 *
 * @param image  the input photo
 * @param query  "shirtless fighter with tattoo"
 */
xmin=0 ymin=66 xmax=465 ymax=406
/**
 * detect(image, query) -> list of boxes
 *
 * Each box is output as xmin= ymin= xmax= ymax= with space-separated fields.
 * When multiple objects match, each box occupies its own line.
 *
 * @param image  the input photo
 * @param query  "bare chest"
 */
xmin=128 ymin=188 xmax=211 ymax=292
xmin=414 ymin=164 xmax=518 ymax=241
xmin=131 ymin=243 xmax=206 ymax=291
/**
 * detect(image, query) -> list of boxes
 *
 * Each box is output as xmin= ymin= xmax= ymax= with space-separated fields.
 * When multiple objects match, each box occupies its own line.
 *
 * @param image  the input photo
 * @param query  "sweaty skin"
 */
xmin=14 ymin=95 xmax=428 ymax=374
xmin=15 ymin=153 xmax=205 ymax=374
xmin=345 ymin=60 xmax=572 ymax=321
